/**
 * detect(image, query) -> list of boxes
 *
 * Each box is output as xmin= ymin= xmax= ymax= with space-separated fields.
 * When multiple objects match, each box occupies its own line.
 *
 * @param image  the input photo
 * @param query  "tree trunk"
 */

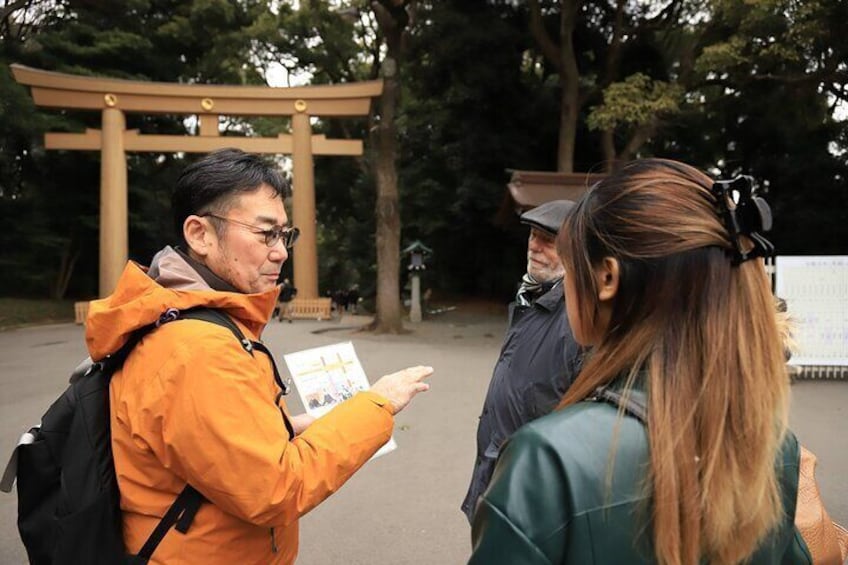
xmin=366 ymin=0 xmax=409 ymax=334
xmin=557 ymin=0 xmax=581 ymax=172
xmin=52 ymin=238 xmax=80 ymax=300
xmin=557 ymin=73 xmax=579 ymax=172
xmin=601 ymin=129 xmax=617 ymax=172
xmin=600 ymin=0 xmax=625 ymax=173
xmin=370 ymin=57 xmax=404 ymax=333
xmin=619 ymin=122 xmax=656 ymax=163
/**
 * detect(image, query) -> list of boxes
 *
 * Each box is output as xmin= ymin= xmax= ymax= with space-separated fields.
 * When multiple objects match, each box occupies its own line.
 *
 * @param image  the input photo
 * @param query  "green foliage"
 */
xmin=1 ymin=0 xmax=845 ymax=303
xmin=0 ymin=0 xmax=277 ymax=298
xmin=694 ymin=36 xmax=749 ymax=75
xmin=252 ymin=1 xmax=367 ymax=84
xmin=587 ymin=73 xmax=683 ymax=131
xmin=678 ymin=0 xmax=848 ymax=255
xmin=399 ymin=0 xmax=557 ymax=297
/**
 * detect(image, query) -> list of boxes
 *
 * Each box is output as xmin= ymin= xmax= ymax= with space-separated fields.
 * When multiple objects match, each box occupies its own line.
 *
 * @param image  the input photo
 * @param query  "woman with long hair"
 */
xmin=469 ymin=159 xmax=809 ymax=564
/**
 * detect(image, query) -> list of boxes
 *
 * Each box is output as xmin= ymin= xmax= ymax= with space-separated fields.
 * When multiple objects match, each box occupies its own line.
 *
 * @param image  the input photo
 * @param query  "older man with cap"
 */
xmin=461 ymin=200 xmax=582 ymax=523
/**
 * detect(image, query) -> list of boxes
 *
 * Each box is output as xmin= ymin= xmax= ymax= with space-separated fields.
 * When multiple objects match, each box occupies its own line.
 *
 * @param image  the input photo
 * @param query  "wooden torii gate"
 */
xmin=11 ymin=64 xmax=382 ymax=299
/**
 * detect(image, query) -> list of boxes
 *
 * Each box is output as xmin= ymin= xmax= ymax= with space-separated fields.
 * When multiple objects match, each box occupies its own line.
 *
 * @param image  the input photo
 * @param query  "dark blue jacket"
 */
xmin=461 ymin=281 xmax=582 ymax=522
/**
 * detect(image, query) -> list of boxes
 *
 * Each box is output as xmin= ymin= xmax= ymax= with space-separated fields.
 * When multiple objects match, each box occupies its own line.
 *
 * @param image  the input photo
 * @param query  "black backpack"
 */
xmin=0 ymin=307 xmax=291 ymax=565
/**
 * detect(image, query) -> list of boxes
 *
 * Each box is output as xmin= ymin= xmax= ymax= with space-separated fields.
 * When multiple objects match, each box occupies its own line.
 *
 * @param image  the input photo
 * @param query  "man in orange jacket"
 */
xmin=87 ymin=148 xmax=432 ymax=564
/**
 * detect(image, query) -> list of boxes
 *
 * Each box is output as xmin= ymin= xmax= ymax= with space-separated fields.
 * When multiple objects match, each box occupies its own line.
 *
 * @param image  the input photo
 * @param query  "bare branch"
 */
xmin=0 ymin=0 xmax=31 ymax=40
xmin=620 ymin=121 xmax=657 ymax=162
xmin=0 ymin=0 xmax=30 ymax=28
xmin=601 ymin=0 xmax=625 ymax=88
xmin=527 ymin=0 xmax=563 ymax=73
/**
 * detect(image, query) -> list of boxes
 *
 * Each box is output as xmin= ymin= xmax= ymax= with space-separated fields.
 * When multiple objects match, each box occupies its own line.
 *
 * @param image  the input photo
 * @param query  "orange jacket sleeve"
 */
xmin=129 ymin=325 xmax=393 ymax=528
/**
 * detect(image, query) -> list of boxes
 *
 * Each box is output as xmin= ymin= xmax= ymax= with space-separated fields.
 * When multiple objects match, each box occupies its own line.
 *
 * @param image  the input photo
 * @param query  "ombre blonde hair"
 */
xmin=556 ymin=159 xmax=790 ymax=565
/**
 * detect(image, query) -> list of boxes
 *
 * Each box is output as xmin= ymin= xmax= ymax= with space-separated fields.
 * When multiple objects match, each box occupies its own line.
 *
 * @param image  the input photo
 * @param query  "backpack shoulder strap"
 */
xmin=177 ymin=308 xmax=297 ymax=440
xmin=130 ymin=307 xmax=253 ymax=561
xmin=136 ymin=484 xmax=204 ymax=560
xmin=178 ymin=308 xmax=292 ymax=397
xmin=178 ymin=307 xmax=252 ymax=353
xmin=84 ymin=322 xmax=159 ymax=380
xmin=83 ymin=308 xmax=252 ymax=382
xmin=591 ymin=385 xmax=647 ymax=423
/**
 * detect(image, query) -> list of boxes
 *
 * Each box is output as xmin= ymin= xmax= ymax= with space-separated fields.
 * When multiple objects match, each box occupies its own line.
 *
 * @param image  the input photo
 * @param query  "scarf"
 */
xmin=516 ymin=273 xmax=557 ymax=306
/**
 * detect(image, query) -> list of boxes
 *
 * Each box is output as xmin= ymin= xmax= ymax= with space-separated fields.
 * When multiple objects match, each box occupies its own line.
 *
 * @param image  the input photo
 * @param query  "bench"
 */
xmin=285 ymin=298 xmax=333 ymax=321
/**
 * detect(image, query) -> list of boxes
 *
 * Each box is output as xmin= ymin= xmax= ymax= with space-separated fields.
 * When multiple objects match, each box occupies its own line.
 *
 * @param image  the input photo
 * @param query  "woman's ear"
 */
xmin=183 ymin=215 xmax=213 ymax=257
xmin=595 ymin=256 xmax=620 ymax=303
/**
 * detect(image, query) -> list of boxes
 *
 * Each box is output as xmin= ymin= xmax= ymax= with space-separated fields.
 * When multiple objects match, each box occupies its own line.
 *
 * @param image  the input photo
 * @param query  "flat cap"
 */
xmin=520 ymin=199 xmax=576 ymax=236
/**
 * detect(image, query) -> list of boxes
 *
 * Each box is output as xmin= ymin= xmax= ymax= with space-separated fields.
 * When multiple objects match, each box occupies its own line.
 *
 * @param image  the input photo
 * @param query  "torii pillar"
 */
xmin=101 ymin=107 xmax=128 ymax=296
xmin=11 ymin=64 xmax=382 ymax=298
xmin=291 ymin=109 xmax=318 ymax=299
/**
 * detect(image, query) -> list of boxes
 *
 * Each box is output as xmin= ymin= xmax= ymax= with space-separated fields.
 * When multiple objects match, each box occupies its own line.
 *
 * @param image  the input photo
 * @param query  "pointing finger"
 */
xmin=406 ymin=366 xmax=434 ymax=381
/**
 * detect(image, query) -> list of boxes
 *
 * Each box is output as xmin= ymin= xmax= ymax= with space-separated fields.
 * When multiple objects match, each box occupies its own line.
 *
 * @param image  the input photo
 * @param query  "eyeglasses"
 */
xmin=202 ymin=214 xmax=300 ymax=249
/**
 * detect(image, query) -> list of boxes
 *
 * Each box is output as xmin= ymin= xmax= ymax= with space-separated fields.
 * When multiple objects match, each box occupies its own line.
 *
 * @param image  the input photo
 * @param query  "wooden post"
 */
xmin=199 ymin=114 xmax=219 ymax=136
xmin=100 ymin=106 xmax=128 ymax=296
xmin=291 ymin=105 xmax=318 ymax=299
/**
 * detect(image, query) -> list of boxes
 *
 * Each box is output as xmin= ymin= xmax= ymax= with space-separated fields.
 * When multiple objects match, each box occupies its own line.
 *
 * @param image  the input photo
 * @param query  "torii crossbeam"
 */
xmin=11 ymin=64 xmax=382 ymax=298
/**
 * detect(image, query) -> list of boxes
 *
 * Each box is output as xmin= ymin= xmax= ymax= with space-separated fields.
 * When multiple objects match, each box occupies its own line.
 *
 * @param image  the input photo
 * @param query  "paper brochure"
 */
xmin=283 ymin=342 xmax=397 ymax=458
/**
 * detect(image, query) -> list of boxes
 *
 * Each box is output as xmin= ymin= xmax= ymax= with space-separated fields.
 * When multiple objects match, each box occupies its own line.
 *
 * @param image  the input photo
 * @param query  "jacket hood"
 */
xmin=86 ymin=253 xmax=279 ymax=360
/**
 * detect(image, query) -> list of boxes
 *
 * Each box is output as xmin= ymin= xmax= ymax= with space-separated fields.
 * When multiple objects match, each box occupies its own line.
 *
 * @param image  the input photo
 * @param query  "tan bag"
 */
xmin=795 ymin=446 xmax=848 ymax=565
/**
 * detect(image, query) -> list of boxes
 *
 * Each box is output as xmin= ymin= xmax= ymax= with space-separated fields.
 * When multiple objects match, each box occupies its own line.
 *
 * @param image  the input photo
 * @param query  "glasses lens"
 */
xmin=264 ymin=230 xmax=281 ymax=247
xmin=265 ymin=227 xmax=299 ymax=248
xmin=285 ymin=227 xmax=300 ymax=249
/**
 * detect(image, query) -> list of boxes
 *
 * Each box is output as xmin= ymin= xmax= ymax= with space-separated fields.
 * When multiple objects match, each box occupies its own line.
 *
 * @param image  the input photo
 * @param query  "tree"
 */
xmin=527 ymin=0 xmax=706 ymax=172
xmin=527 ymin=0 xmax=582 ymax=172
xmin=1 ymin=0 xmax=278 ymax=297
xmin=400 ymin=0 xmax=558 ymax=297
xmin=255 ymin=0 xmax=412 ymax=332
xmin=3 ymin=0 xmax=844 ymax=302
xmin=670 ymin=0 xmax=848 ymax=253
xmin=366 ymin=0 xmax=412 ymax=333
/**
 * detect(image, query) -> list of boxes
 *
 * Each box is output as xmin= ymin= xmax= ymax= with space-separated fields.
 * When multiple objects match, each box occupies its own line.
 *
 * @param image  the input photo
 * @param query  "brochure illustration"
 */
xmin=283 ymin=342 xmax=397 ymax=459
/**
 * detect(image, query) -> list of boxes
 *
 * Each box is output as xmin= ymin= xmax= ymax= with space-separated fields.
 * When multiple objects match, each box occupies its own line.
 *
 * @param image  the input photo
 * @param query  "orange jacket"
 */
xmin=87 ymin=261 xmax=394 ymax=564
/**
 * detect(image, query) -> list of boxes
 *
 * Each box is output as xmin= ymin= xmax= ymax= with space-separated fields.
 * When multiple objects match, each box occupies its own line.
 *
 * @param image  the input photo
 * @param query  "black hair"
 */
xmin=171 ymin=148 xmax=291 ymax=242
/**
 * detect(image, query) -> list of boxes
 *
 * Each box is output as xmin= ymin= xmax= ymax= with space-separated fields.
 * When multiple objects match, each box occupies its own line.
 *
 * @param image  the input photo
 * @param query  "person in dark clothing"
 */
xmin=461 ymin=200 xmax=582 ymax=523
xmin=346 ymin=285 xmax=360 ymax=313
xmin=276 ymin=277 xmax=297 ymax=322
xmin=469 ymin=159 xmax=806 ymax=564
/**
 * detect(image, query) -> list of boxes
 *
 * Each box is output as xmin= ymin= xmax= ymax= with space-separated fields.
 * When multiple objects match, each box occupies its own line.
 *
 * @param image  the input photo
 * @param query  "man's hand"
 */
xmin=370 ymin=365 xmax=433 ymax=415
xmin=290 ymin=413 xmax=315 ymax=436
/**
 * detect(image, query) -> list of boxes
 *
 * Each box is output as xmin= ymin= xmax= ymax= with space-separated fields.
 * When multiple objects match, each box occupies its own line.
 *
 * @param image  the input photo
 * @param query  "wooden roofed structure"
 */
xmin=496 ymin=169 xmax=606 ymax=226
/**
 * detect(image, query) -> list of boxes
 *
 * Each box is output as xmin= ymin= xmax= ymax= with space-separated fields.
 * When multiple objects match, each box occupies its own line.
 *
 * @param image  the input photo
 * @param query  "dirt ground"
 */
xmin=0 ymin=302 xmax=845 ymax=564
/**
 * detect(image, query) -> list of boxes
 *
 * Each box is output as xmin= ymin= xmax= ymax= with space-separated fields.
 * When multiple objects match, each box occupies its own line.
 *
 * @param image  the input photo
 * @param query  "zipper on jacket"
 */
xmin=270 ymin=527 xmax=278 ymax=553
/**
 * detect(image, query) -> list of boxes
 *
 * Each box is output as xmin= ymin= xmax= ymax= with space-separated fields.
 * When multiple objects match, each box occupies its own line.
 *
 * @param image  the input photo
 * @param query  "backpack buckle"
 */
xmin=156 ymin=308 xmax=181 ymax=328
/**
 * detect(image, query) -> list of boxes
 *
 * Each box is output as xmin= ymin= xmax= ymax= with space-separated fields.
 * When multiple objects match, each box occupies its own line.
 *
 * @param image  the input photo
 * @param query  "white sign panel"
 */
xmin=775 ymin=256 xmax=848 ymax=366
xmin=283 ymin=342 xmax=397 ymax=458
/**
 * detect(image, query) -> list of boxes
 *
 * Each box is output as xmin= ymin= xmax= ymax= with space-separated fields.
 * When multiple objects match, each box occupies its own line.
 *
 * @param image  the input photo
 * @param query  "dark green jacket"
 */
xmin=469 ymin=389 xmax=812 ymax=564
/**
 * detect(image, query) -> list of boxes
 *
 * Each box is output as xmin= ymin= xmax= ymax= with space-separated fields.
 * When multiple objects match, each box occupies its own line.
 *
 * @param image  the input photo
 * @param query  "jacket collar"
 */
xmin=85 ymin=252 xmax=279 ymax=360
xmin=533 ymin=279 xmax=564 ymax=311
xmin=147 ymin=245 xmax=241 ymax=293
xmin=175 ymin=247 xmax=240 ymax=293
